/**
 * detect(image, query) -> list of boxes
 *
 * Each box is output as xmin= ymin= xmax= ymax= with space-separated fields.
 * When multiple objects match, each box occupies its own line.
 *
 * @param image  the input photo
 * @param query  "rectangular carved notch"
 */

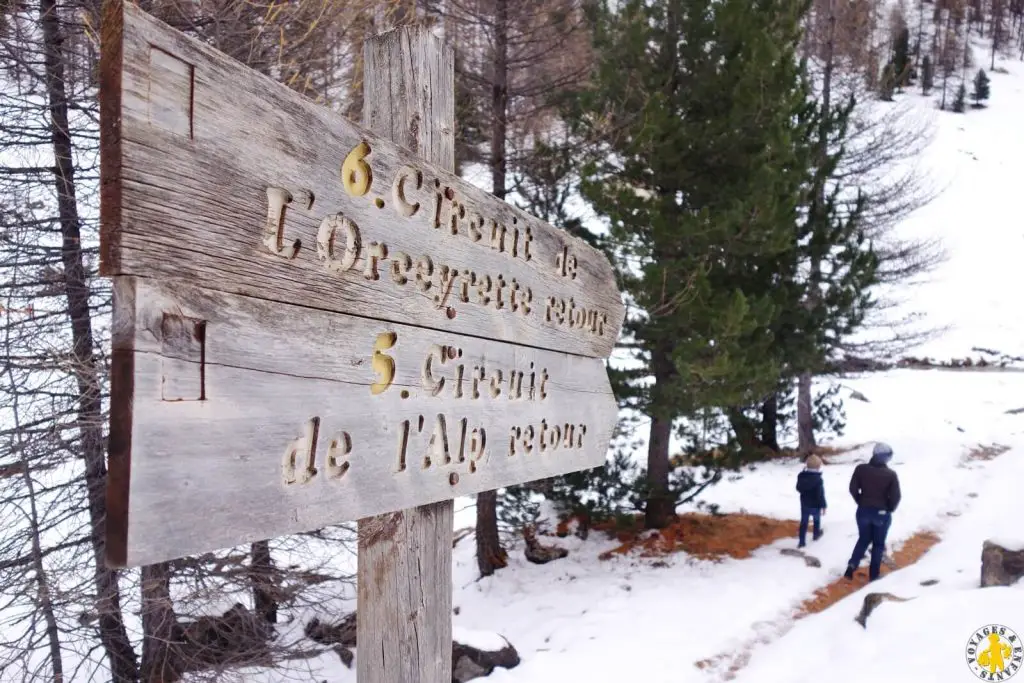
xmin=148 ymin=46 xmax=194 ymax=138
xmin=160 ymin=313 xmax=206 ymax=401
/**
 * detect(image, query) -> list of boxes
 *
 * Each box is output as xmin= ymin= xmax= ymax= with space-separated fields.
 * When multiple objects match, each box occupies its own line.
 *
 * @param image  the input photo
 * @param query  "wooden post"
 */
xmin=357 ymin=27 xmax=455 ymax=683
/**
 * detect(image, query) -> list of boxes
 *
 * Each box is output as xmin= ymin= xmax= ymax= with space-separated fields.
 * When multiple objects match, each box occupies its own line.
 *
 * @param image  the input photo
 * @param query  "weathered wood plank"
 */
xmin=99 ymin=1 xmax=624 ymax=358
xmin=357 ymin=27 xmax=455 ymax=683
xmin=358 ymin=504 xmax=453 ymax=683
xmin=105 ymin=276 xmax=616 ymax=567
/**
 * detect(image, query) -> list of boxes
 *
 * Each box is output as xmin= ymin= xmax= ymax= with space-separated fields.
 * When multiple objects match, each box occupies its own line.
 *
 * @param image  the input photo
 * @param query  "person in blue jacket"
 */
xmin=795 ymin=454 xmax=827 ymax=548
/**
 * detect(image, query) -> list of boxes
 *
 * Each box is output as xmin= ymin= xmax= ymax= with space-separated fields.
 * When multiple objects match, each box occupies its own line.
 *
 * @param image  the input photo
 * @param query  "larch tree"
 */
xmin=421 ymin=0 xmax=593 ymax=577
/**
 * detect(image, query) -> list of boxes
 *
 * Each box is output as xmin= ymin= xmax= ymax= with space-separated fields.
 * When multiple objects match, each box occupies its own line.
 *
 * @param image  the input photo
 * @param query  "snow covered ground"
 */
xmin=248 ymin=44 xmax=1024 ymax=683
xmin=444 ymin=371 xmax=1024 ymax=683
xmin=249 ymin=366 xmax=1023 ymax=683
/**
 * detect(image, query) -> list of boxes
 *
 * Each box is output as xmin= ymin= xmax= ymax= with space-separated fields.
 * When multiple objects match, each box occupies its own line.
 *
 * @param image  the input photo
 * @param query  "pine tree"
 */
xmin=565 ymin=0 xmax=814 ymax=527
xmin=921 ymin=54 xmax=935 ymax=94
xmin=972 ymin=68 xmax=991 ymax=105
xmin=953 ymin=81 xmax=968 ymax=111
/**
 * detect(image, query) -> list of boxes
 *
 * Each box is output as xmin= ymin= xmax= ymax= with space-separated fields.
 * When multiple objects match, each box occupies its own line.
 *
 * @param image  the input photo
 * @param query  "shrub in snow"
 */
xmin=973 ymin=69 xmax=991 ymax=107
xmin=953 ymin=83 xmax=968 ymax=113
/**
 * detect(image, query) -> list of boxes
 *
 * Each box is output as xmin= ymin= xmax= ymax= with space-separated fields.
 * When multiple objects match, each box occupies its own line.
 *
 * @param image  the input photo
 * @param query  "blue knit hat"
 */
xmin=872 ymin=442 xmax=893 ymax=463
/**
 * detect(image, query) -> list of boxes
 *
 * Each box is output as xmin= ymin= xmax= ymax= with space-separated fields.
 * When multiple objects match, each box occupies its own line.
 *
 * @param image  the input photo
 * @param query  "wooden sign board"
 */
xmin=100 ymin=2 xmax=624 ymax=568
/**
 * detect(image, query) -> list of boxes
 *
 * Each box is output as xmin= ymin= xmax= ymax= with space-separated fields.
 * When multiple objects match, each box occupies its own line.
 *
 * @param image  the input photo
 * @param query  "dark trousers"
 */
xmin=799 ymin=506 xmax=822 ymax=546
xmin=848 ymin=507 xmax=892 ymax=580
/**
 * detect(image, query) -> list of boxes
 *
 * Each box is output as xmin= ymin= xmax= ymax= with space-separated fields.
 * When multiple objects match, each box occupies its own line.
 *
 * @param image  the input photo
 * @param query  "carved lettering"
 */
xmin=391 ymin=251 xmax=412 ymax=285
xmin=263 ymin=186 xmax=311 ymax=259
xmin=396 ymin=419 xmax=411 ymax=472
xmin=316 ymin=214 xmax=360 ymax=274
xmin=392 ymin=165 xmax=422 ymax=217
xmin=456 ymin=418 xmax=468 ymax=463
xmin=471 ymin=366 xmax=484 ymax=400
xmin=514 ymin=420 xmax=586 ymax=456
xmin=325 ymin=431 xmax=352 ymax=479
xmin=342 ymin=140 xmax=373 ymax=196
xmin=546 ymin=296 xmax=607 ymax=336
xmin=426 ymin=414 xmax=451 ymax=467
xmin=489 ymin=369 xmax=503 ymax=398
xmin=414 ymin=346 xmax=546 ymax=403
xmin=393 ymin=414 xmax=488 ymax=476
xmin=519 ymin=286 xmax=533 ymax=316
xmin=556 ymin=245 xmax=578 ymax=279
xmin=454 ymin=364 xmax=465 ymax=399
xmin=476 ymin=274 xmax=492 ymax=306
xmin=459 ymin=270 xmax=476 ymax=303
xmin=422 ymin=344 xmax=446 ymax=396
xmin=468 ymin=427 xmax=486 ymax=473
xmin=436 ymin=266 xmax=459 ymax=307
xmin=416 ymin=256 xmax=434 ymax=292
xmin=522 ymin=425 xmax=535 ymax=454
xmin=364 ymin=242 xmax=387 ymax=280
xmin=509 ymin=426 xmax=521 ymax=457
xmin=281 ymin=416 xmax=320 ymax=485
xmin=467 ymin=211 xmax=484 ymax=242
xmin=370 ymin=331 xmax=397 ymax=395
xmin=494 ymin=274 xmax=506 ymax=310
xmin=489 ymin=220 xmax=507 ymax=253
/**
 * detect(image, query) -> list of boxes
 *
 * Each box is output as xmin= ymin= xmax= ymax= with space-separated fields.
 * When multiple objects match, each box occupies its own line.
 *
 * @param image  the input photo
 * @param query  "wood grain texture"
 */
xmin=357 ymin=27 xmax=453 ymax=683
xmin=100 ymin=1 xmax=624 ymax=358
xmin=104 ymin=276 xmax=615 ymax=567
xmin=358 ymin=503 xmax=453 ymax=683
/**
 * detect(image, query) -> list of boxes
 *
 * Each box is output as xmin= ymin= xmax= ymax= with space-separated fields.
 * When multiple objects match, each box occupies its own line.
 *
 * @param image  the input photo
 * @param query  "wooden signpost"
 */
xmin=100 ymin=1 xmax=623 ymax=680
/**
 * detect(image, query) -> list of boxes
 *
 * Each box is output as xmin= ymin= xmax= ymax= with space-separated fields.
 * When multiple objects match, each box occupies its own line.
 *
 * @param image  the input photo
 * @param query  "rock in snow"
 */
xmin=981 ymin=539 xmax=1024 ymax=587
xmin=854 ymin=592 xmax=912 ymax=628
xmin=779 ymin=548 xmax=822 ymax=568
xmin=452 ymin=630 xmax=521 ymax=683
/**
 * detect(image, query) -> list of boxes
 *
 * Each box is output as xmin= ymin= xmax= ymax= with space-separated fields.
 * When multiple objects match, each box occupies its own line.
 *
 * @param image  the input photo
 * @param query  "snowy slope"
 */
xmin=882 ymin=57 xmax=1024 ymax=363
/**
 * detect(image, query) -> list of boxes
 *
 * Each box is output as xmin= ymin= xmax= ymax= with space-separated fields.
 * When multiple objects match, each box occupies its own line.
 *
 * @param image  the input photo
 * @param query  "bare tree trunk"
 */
xmin=644 ymin=409 xmax=674 ymax=529
xmin=940 ymin=9 xmax=955 ymax=108
xmin=476 ymin=0 xmax=510 ymax=578
xmin=761 ymin=395 xmax=780 ymax=451
xmin=475 ymin=490 xmax=507 ymax=575
xmin=39 ymin=1 xmax=139 ymax=679
xmin=20 ymin=459 xmax=65 ymax=682
xmin=250 ymin=540 xmax=277 ymax=624
xmin=140 ymin=563 xmax=179 ymax=683
xmin=796 ymin=374 xmax=815 ymax=453
xmin=915 ymin=0 xmax=926 ymax=75
xmin=490 ymin=0 xmax=509 ymax=201
xmin=798 ymin=0 xmax=836 ymax=457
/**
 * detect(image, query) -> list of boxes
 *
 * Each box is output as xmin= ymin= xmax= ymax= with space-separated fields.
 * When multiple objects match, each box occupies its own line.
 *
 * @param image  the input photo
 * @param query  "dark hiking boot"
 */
xmin=844 ymin=565 xmax=855 ymax=580
xmin=813 ymin=529 xmax=823 ymax=541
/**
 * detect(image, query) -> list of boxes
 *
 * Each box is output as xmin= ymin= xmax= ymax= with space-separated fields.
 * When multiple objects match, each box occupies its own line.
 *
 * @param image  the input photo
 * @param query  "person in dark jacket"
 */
xmin=844 ymin=442 xmax=902 ymax=581
xmin=795 ymin=454 xmax=827 ymax=548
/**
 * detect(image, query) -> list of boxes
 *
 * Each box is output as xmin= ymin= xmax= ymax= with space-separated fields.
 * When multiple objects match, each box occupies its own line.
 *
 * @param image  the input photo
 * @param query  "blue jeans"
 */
xmin=848 ymin=507 xmax=892 ymax=580
xmin=799 ymin=506 xmax=822 ymax=546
